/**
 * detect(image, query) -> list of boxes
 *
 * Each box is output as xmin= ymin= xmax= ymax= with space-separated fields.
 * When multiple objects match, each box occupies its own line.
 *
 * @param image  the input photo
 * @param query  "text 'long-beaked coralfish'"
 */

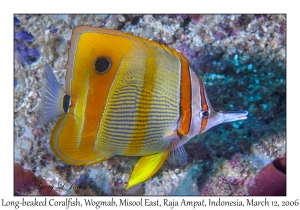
xmin=38 ymin=26 xmax=248 ymax=189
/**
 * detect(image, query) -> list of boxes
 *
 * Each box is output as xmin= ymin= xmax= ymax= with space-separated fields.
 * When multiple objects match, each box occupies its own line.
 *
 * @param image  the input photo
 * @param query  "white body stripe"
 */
xmin=77 ymin=73 xmax=90 ymax=147
xmin=181 ymin=69 xmax=201 ymax=145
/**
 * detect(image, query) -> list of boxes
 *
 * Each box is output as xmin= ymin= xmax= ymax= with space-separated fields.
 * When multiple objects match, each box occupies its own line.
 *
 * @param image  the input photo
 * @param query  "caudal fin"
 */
xmin=37 ymin=64 xmax=66 ymax=125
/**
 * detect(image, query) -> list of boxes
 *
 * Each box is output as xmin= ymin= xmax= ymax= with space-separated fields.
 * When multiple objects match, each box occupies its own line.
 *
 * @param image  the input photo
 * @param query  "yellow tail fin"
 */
xmin=126 ymin=151 xmax=168 ymax=189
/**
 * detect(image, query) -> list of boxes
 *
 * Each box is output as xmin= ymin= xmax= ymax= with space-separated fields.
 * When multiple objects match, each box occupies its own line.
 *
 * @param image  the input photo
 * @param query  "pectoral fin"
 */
xmin=126 ymin=151 xmax=168 ymax=189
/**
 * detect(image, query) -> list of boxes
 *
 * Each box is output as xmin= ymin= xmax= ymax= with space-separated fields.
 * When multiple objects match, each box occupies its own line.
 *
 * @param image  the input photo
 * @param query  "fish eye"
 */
xmin=94 ymin=56 xmax=111 ymax=74
xmin=201 ymin=110 xmax=209 ymax=117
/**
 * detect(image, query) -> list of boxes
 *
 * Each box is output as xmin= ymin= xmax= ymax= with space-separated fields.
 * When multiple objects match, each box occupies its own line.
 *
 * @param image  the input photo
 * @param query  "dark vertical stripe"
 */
xmin=198 ymin=76 xmax=209 ymax=133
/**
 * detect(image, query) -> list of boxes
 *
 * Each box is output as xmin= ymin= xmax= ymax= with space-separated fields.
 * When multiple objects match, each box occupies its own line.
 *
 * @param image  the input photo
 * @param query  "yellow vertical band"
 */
xmin=125 ymin=52 xmax=157 ymax=155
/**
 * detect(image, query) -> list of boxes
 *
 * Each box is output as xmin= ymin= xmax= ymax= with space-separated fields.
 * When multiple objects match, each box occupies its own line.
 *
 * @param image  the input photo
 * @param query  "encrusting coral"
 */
xmin=14 ymin=163 xmax=59 ymax=196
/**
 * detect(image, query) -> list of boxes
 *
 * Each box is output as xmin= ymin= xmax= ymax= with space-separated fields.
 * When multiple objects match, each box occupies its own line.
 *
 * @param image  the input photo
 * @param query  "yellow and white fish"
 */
xmin=38 ymin=26 xmax=248 ymax=189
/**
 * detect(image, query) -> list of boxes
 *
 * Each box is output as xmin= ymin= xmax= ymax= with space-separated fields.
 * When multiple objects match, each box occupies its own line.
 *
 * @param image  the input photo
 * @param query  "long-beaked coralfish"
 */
xmin=38 ymin=26 xmax=248 ymax=189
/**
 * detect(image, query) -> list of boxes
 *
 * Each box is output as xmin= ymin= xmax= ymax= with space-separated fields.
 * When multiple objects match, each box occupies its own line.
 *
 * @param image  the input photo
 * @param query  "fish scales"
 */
xmin=96 ymin=39 xmax=181 ymax=157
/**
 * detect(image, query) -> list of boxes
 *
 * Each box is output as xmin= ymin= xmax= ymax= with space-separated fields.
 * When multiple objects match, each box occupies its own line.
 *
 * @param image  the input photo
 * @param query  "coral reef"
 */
xmin=197 ymin=132 xmax=286 ymax=195
xmin=14 ymin=14 xmax=286 ymax=195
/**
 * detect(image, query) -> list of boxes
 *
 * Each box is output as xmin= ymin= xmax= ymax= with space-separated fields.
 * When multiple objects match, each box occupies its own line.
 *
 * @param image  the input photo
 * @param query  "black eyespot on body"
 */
xmin=94 ymin=56 xmax=111 ymax=74
xmin=63 ymin=94 xmax=70 ymax=113
xmin=202 ymin=110 xmax=209 ymax=117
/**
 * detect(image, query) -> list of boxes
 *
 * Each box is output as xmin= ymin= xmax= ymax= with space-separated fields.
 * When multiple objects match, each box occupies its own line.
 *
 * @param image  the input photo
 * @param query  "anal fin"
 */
xmin=126 ymin=151 xmax=168 ymax=189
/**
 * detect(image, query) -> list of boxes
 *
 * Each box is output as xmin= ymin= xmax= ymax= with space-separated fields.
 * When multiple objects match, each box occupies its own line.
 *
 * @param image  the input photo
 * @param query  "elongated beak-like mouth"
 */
xmin=200 ymin=110 xmax=248 ymax=134
xmin=222 ymin=110 xmax=248 ymax=123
